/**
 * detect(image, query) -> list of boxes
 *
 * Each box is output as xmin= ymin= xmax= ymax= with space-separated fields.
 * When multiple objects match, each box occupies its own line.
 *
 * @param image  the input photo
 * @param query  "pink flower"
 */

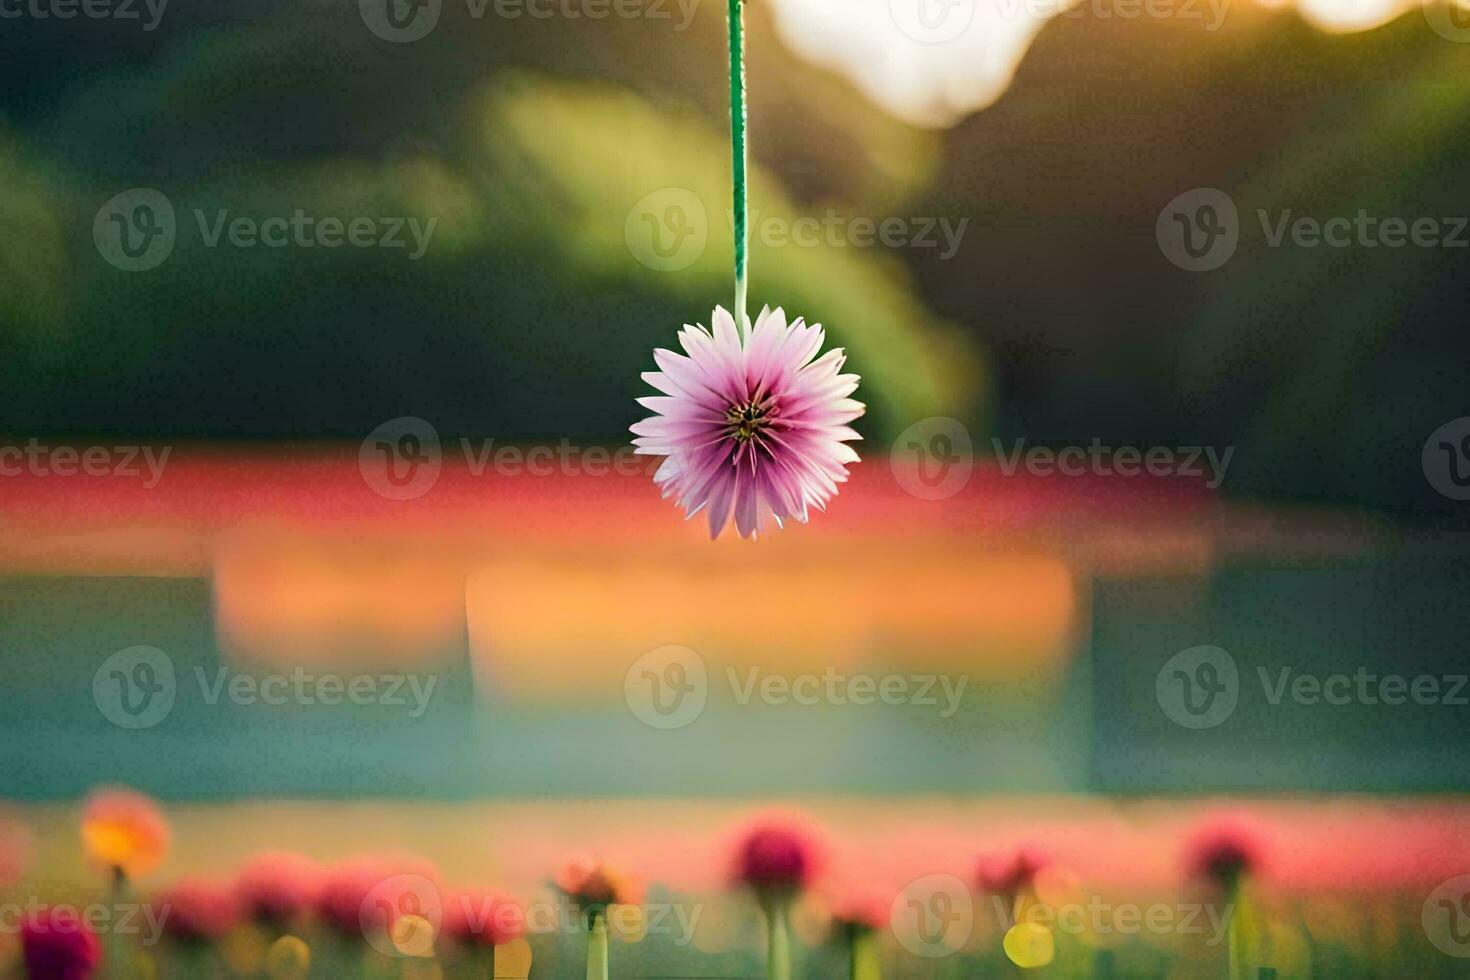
xmin=632 ymin=306 xmax=863 ymax=539
xmin=442 ymin=889 xmax=525 ymax=947
xmin=20 ymin=907 xmax=101 ymax=980
xmin=732 ymin=820 xmax=821 ymax=897
xmin=316 ymin=856 xmax=440 ymax=938
xmin=158 ymin=878 xmax=241 ymax=941
xmin=555 ymin=857 xmax=642 ymax=911
xmin=976 ymin=846 xmax=1050 ymax=900
xmin=1182 ymin=818 xmax=1267 ymax=890
xmin=235 ymin=852 xmax=322 ymax=926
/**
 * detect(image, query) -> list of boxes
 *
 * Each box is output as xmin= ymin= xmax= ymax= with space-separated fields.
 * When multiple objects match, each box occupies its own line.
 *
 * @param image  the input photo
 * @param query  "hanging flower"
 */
xmin=80 ymin=787 xmax=170 ymax=879
xmin=20 ymin=907 xmax=102 ymax=980
xmin=632 ymin=306 xmax=863 ymax=539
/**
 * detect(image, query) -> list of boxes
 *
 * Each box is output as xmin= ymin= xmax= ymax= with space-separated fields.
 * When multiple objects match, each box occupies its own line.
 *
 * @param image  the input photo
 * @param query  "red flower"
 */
xmin=235 ymin=852 xmax=322 ymax=926
xmin=976 ymin=846 xmax=1049 ymax=899
xmin=442 ymin=889 xmax=525 ymax=946
xmin=731 ymin=820 xmax=821 ymax=897
xmin=158 ymin=878 xmax=241 ymax=941
xmin=1183 ymin=818 xmax=1267 ymax=890
xmin=21 ymin=907 xmax=101 ymax=980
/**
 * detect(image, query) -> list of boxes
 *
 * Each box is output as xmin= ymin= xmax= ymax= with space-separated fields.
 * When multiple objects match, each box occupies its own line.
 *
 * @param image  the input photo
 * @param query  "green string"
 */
xmin=728 ymin=0 xmax=748 ymax=337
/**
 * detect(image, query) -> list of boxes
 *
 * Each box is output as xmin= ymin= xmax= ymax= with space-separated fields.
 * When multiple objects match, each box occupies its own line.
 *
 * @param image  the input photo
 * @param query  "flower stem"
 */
xmin=849 ymin=928 xmax=880 ymax=980
xmin=764 ymin=899 xmax=791 ymax=980
xmin=586 ymin=911 xmax=609 ymax=980
xmin=727 ymin=0 xmax=749 ymax=337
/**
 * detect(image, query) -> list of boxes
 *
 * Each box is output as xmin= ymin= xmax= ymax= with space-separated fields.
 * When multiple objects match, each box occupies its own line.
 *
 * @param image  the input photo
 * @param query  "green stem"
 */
xmin=586 ymin=911 xmax=609 ymax=980
xmin=727 ymin=0 xmax=748 ymax=336
xmin=849 ymin=928 xmax=880 ymax=980
xmin=106 ymin=866 xmax=130 ymax=980
xmin=765 ymin=900 xmax=791 ymax=980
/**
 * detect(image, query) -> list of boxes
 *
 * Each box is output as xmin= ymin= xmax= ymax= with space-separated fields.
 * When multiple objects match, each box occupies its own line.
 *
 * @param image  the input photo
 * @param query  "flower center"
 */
xmin=725 ymin=400 xmax=773 ymax=443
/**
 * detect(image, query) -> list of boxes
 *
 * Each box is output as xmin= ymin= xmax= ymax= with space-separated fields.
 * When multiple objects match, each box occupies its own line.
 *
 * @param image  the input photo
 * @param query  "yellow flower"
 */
xmin=81 ymin=787 xmax=170 ymax=877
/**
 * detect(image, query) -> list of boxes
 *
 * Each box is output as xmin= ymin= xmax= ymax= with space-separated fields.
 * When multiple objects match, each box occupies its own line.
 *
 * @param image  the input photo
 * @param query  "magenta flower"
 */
xmin=20 ymin=907 xmax=101 ymax=980
xmin=732 ymin=820 xmax=822 ymax=899
xmin=632 ymin=306 xmax=863 ymax=539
